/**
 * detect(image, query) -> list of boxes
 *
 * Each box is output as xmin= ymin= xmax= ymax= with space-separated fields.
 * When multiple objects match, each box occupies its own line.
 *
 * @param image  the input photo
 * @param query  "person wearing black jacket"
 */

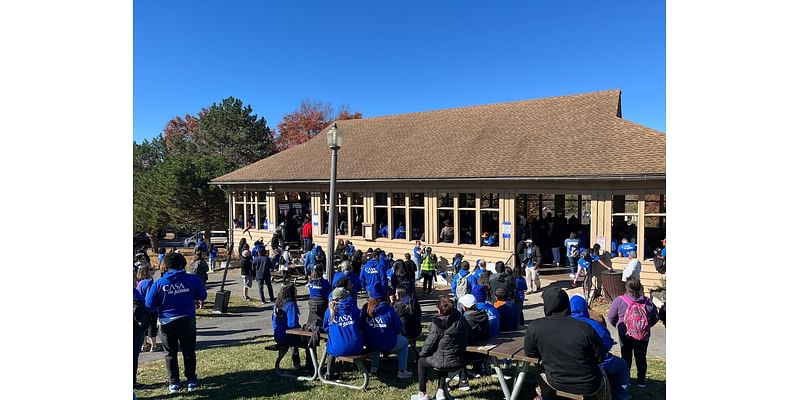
xmin=488 ymin=262 xmax=516 ymax=303
xmin=411 ymin=296 xmax=469 ymax=400
xmin=253 ymin=248 xmax=275 ymax=304
xmin=456 ymin=294 xmax=489 ymax=391
xmin=519 ymin=239 xmax=543 ymax=294
xmin=240 ymin=250 xmax=254 ymax=301
xmin=524 ymin=287 xmax=606 ymax=399
xmin=392 ymin=287 xmax=422 ymax=341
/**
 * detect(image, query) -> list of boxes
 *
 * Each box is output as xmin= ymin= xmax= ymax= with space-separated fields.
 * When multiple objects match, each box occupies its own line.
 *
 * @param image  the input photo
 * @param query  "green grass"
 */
xmin=135 ymin=336 xmax=666 ymax=400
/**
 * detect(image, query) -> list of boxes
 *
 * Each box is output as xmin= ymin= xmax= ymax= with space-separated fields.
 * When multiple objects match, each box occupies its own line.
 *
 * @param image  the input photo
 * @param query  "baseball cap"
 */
xmin=458 ymin=294 xmax=477 ymax=309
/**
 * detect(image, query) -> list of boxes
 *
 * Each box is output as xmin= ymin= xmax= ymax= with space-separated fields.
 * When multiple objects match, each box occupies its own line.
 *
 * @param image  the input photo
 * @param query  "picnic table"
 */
xmin=466 ymin=330 xmax=539 ymax=400
xmin=270 ymin=328 xmax=327 ymax=382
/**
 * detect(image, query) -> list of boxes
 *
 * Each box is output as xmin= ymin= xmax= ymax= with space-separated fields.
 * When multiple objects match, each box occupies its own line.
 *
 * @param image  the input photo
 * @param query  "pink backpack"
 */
xmin=621 ymin=296 xmax=651 ymax=341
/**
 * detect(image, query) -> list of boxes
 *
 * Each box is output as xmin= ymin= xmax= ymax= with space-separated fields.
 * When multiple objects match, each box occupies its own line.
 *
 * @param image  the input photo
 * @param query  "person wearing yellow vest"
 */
xmin=420 ymin=247 xmax=437 ymax=295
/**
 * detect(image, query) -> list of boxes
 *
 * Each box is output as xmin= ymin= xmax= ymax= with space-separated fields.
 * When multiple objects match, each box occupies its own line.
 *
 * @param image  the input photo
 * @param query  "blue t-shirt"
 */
xmin=476 ymin=302 xmax=500 ymax=338
xmin=209 ymin=247 xmax=218 ymax=259
xmin=514 ymin=277 xmax=527 ymax=302
xmin=618 ymin=242 xmax=636 ymax=258
xmin=377 ymin=225 xmax=388 ymax=237
xmin=578 ymin=258 xmax=591 ymax=270
xmin=323 ymin=298 xmax=365 ymax=356
xmin=394 ymin=226 xmax=406 ymax=239
xmin=564 ymin=238 xmax=580 ymax=258
xmin=661 ymin=247 xmax=666 ymax=257
xmin=472 ymin=285 xmax=488 ymax=304
xmin=145 ymin=269 xmax=207 ymax=325
xmin=272 ymin=300 xmax=300 ymax=344
xmin=360 ymin=302 xmax=403 ymax=351
xmin=495 ymin=300 xmax=517 ymax=332
xmin=308 ymin=278 xmax=332 ymax=299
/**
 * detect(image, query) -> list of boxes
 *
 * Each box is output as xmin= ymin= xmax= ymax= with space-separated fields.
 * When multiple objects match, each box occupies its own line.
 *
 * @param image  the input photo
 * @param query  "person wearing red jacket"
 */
xmin=301 ymin=218 xmax=313 ymax=252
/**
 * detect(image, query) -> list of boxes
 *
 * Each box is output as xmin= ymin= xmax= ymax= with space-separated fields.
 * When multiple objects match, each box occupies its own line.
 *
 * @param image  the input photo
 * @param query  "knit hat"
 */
xmin=332 ymin=287 xmax=350 ymax=300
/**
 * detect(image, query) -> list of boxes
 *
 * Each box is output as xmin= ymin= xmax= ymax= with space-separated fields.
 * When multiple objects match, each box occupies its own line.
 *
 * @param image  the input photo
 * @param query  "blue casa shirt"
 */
xmin=618 ymin=242 xmax=636 ymax=257
xmin=514 ymin=277 xmax=527 ymax=302
xmin=332 ymin=271 xmax=361 ymax=301
xmin=308 ymin=278 xmax=332 ymax=299
xmin=323 ymin=297 xmax=365 ymax=356
xmin=359 ymin=259 xmax=387 ymax=295
xmin=360 ymin=302 xmax=403 ymax=351
xmin=476 ymin=302 xmax=500 ymax=338
xmin=564 ymin=238 xmax=580 ymax=257
xmin=145 ymin=269 xmax=207 ymax=325
xmin=272 ymin=300 xmax=300 ymax=344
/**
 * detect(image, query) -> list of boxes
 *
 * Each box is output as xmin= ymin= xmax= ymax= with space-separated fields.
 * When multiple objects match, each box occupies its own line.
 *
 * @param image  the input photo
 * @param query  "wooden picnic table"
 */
xmin=466 ymin=330 xmax=539 ymax=400
xmin=283 ymin=327 xmax=373 ymax=391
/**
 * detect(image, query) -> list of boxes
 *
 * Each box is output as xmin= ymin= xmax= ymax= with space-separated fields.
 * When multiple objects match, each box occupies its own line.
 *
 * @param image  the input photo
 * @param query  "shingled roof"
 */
xmin=212 ymin=89 xmax=665 ymax=183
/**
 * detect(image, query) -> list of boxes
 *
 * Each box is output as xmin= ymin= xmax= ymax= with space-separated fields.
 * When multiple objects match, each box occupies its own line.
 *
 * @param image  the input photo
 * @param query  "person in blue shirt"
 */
xmin=262 ymin=216 xmax=269 ymax=230
xmin=513 ymin=266 xmax=528 ymax=327
xmin=493 ymin=287 xmax=517 ymax=332
xmin=136 ymin=267 xmax=159 ymax=353
xmin=145 ymin=252 xmax=207 ymax=393
xmin=570 ymin=295 xmax=631 ymax=400
xmin=412 ymin=241 xmax=423 ymax=281
xmin=450 ymin=253 xmax=463 ymax=277
xmin=361 ymin=288 xmax=414 ymax=378
xmin=451 ymin=260 xmax=471 ymax=300
xmin=208 ymin=245 xmax=218 ymax=273
xmin=272 ymin=283 xmax=313 ymax=370
xmin=564 ymin=233 xmax=581 ymax=278
xmin=482 ymin=232 xmax=498 ymax=247
xmin=573 ymin=250 xmax=591 ymax=287
xmin=394 ymin=222 xmax=407 ymax=239
xmin=377 ymin=223 xmax=389 ymax=238
xmin=322 ymin=287 xmax=366 ymax=380
xmin=471 ymin=271 xmax=491 ymax=304
xmin=332 ymin=261 xmax=361 ymax=303
xmin=475 ymin=300 xmax=500 ymax=338
xmin=468 ymin=259 xmax=486 ymax=287
xmin=617 ymin=238 xmax=637 ymax=258
xmin=303 ymin=245 xmax=321 ymax=277
xmin=345 ymin=240 xmax=355 ymax=257
xmin=360 ymin=254 xmax=388 ymax=298
xmin=307 ymin=265 xmax=332 ymax=327
xmin=194 ymin=237 xmax=207 ymax=255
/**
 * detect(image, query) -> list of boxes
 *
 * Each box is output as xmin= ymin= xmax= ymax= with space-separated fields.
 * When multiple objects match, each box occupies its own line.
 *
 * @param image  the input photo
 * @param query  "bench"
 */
xmin=267 ymin=328 xmax=326 ymax=382
xmin=538 ymin=373 xmax=609 ymax=400
xmin=465 ymin=331 xmax=539 ymax=400
xmin=318 ymin=350 xmax=377 ymax=391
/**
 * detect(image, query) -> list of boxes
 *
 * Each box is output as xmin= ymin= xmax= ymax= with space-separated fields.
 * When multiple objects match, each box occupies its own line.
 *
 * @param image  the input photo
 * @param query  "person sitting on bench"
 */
xmin=411 ymin=296 xmax=469 ymax=400
xmin=456 ymin=294 xmax=490 ymax=392
xmin=361 ymin=287 xmax=414 ymax=379
xmin=306 ymin=265 xmax=332 ymax=327
xmin=272 ymin=283 xmax=313 ymax=371
xmin=322 ymin=287 xmax=365 ymax=380
xmin=524 ymin=287 xmax=607 ymax=399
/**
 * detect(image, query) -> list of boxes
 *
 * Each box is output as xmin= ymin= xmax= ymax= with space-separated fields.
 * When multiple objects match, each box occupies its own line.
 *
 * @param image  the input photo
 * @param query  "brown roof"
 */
xmin=212 ymin=89 xmax=665 ymax=183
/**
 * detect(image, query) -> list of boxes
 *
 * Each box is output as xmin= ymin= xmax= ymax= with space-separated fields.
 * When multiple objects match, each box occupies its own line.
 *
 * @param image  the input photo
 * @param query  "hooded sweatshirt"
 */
xmin=332 ymin=271 xmax=361 ymax=302
xmin=361 ymin=301 xmax=403 ymax=351
xmin=472 ymin=284 xmax=489 ymax=304
xmin=419 ymin=311 xmax=470 ymax=369
xmin=489 ymin=271 xmax=516 ymax=303
xmin=359 ymin=258 xmax=387 ymax=296
xmin=524 ymin=288 xmax=604 ymax=395
xmin=476 ymin=302 xmax=500 ymax=337
xmin=393 ymin=295 xmax=423 ymax=340
xmin=272 ymin=299 xmax=300 ymax=344
xmin=494 ymin=297 xmax=517 ymax=332
xmin=607 ymin=293 xmax=659 ymax=340
xmin=570 ymin=296 xmax=614 ymax=361
xmin=145 ymin=269 xmax=207 ymax=325
xmin=308 ymin=278 xmax=332 ymax=300
xmin=463 ymin=307 xmax=490 ymax=343
xmin=322 ymin=296 xmax=365 ymax=356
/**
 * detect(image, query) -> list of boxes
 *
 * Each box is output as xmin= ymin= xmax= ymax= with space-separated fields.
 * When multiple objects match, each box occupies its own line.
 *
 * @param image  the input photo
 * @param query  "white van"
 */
xmin=184 ymin=231 xmax=228 ymax=248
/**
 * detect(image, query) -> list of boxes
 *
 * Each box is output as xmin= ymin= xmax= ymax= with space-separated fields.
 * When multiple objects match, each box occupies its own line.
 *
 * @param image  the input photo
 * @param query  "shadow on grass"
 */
xmin=137 ymin=368 xmax=315 ymax=400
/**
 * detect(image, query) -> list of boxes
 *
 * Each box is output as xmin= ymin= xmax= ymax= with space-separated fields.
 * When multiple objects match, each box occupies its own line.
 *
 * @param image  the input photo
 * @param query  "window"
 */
xmin=644 ymin=194 xmax=666 ymax=259
xmin=391 ymin=193 xmax=407 ymax=240
xmin=458 ymin=193 xmax=476 ymax=245
xmin=480 ymin=192 xmax=500 ymax=247
xmin=321 ymin=193 xmax=330 ymax=235
xmin=410 ymin=192 xmax=425 ymax=241
xmin=515 ymin=194 xmax=542 ymax=241
xmin=438 ymin=193 xmax=454 ymax=243
xmin=612 ymin=195 xmax=639 ymax=248
xmin=374 ymin=192 xmax=389 ymax=238
xmin=350 ymin=192 xmax=364 ymax=236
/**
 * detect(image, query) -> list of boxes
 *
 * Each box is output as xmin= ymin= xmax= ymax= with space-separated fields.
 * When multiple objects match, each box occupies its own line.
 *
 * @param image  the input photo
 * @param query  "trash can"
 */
xmin=213 ymin=290 xmax=231 ymax=313
xmin=600 ymin=271 xmax=625 ymax=301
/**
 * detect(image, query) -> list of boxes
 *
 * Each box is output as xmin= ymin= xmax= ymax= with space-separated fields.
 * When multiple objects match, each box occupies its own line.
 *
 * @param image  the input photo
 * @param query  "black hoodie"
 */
xmin=524 ymin=287 xmax=604 ymax=395
xmin=419 ymin=311 xmax=469 ymax=369
xmin=489 ymin=271 xmax=516 ymax=303
xmin=463 ymin=308 xmax=490 ymax=344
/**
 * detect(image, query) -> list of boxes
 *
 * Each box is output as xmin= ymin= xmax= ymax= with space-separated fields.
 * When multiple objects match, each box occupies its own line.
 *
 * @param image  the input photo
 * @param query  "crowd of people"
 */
xmin=134 ymin=232 xmax=665 ymax=400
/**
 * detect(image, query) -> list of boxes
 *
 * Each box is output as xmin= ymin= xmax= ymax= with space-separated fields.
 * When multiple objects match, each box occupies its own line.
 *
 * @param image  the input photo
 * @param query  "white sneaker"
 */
xmin=410 ymin=392 xmax=429 ymax=400
xmin=435 ymin=388 xmax=447 ymax=400
xmin=397 ymin=370 xmax=413 ymax=379
xmin=569 ymin=273 xmax=575 ymax=279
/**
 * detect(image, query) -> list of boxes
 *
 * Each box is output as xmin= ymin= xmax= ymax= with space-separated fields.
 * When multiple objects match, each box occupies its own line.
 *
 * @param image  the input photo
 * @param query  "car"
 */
xmin=184 ymin=231 xmax=229 ymax=248
xmin=134 ymin=232 xmax=152 ymax=253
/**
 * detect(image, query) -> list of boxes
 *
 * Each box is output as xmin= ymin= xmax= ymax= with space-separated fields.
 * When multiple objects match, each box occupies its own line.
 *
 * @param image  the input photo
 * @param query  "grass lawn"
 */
xmin=135 ymin=336 xmax=666 ymax=400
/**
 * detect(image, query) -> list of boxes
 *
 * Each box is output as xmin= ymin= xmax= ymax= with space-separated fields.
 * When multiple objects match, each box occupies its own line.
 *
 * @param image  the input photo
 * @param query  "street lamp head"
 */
xmin=326 ymin=123 xmax=342 ymax=149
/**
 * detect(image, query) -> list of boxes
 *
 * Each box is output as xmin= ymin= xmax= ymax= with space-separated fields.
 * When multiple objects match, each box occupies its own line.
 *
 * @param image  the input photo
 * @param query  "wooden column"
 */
xmin=637 ymin=192 xmax=646 ymax=261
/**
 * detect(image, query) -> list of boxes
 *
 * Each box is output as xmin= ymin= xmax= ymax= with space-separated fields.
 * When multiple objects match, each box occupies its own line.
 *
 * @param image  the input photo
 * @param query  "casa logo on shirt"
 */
xmin=364 ymin=267 xmax=380 ymax=274
xmin=367 ymin=316 xmax=388 ymax=328
xmin=336 ymin=314 xmax=355 ymax=327
xmin=162 ymin=282 xmax=191 ymax=295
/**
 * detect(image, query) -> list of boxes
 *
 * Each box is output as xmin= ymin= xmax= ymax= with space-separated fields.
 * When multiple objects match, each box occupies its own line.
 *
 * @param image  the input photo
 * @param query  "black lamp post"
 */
xmin=325 ymin=123 xmax=341 ymax=282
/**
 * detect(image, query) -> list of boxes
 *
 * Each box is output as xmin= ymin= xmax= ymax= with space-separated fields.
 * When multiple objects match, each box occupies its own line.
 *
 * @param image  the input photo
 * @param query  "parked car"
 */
xmin=134 ymin=232 xmax=152 ymax=250
xmin=184 ymin=231 xmax=229 ymax=248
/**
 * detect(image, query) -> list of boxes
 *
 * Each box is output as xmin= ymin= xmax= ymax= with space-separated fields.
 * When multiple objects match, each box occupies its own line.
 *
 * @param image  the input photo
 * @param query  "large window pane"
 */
xmin=258 ymin=204 xmax=267 ymax=229
xmin=410 ymin=209 xmax=425 ymax=241
xmin=322 ymin=206 xmax=329 ymax=234
xmin=644 ymin=216 xmax=666 ymax=259
xmin=541 ymin=194 xmax=555 ymax=218
xmin=410 ymin=192 xmax=424 ymax=207
xmin=337 ymin=206 xmax=348 ymax=235
xmin=351 ymin=192 xmax=364 ymax=205
xmin=612 ymin=215 xmax=639 ymax=250
xmin=481 ymin=193 xmax=499 ymax=209
xmin=480 ymin=211 xmax=500 ymax=247
xmin=234 ymin=204 xmax=244 ymax=228
xmin=438 ymin=210 xmax=454 ymax=243
xmin=459 ymin=193 xmax=476 ymax=209
xmin=613 ymin=195 xmax=639 ymax=214
xmin=392 ymin=208 xmax=407 ymax=239
xmin=392 ymin=193 xmax=406 ymax=206
xmin=375 ymin=208 xmax=388 ymax=238
xmin=351 ymin=206 xmax=364 ymax=236
xmin=336 ymin=192 xmax=348 ymax=206
xmin=375 ymin=192 xmax=388 ymax=206
xmin=458 ymin=210 xmax=476 ymax=244
xmin=438 ymin=193 xmax=454 ymax=208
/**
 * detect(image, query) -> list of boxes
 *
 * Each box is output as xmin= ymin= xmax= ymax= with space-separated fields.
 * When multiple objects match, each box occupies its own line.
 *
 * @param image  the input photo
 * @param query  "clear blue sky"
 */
xmin=134 ymin=0 xmax=665 ymax=142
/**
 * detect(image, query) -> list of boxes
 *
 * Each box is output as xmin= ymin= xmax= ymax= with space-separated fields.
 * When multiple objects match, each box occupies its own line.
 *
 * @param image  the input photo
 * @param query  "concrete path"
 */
xmin=139 ymin=267 xmax=665 ymax=364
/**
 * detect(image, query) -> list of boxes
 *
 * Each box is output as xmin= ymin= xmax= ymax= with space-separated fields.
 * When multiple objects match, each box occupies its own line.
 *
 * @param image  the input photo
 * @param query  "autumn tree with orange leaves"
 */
xmin=275 ymin=101 xmax=362 ymax=151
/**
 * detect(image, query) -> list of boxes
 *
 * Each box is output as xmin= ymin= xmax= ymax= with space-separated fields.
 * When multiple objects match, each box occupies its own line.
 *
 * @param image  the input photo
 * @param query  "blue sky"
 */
xmin=134 ymin=0 xmax=665 ymax=142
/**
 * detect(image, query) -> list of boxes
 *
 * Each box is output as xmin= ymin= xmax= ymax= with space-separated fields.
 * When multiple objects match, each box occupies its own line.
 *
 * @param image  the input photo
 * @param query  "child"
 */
xmin=513 ymin=266 xmax=527 ymax=327
xmin=493 ymin=288 xmax=517 ymax=332
xmin=573 ymin=250 xmax=591 ymax=287
xmin=208 ymin=244 xmax=218 ymax=273
xmin=136 ymin=267 xmax=159 ymax=352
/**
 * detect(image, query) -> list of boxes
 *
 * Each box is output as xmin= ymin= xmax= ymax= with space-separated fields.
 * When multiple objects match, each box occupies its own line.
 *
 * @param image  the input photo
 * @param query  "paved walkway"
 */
xmin=139 ymin=267 xmax=665 ymax=364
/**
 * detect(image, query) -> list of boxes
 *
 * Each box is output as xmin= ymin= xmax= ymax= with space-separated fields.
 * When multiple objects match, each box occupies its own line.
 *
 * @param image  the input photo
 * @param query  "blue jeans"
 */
xmin=302 ymin=238 xmax=311 ymax=252
xmin=602 ymin=355 xmax=631 ymax=400
xmin=567 ymin=256 xmax=576 ymax=275
xmin=371 ymin=335 xmax=409 ymax=371
xmin=304 ymin=263 xmax=313 ymax=276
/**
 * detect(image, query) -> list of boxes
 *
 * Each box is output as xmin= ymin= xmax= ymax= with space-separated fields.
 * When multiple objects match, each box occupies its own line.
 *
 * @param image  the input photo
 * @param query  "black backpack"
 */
xmin=134 ymin=300 xmax=150 ymax=328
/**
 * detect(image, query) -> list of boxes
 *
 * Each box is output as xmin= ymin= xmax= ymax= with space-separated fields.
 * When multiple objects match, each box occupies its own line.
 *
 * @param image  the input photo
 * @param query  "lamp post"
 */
xmin=325 ymin=123 xmax=342 ymax=282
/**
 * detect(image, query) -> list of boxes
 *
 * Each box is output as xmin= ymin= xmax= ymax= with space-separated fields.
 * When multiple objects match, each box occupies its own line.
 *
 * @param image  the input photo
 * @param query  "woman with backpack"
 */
xmin=272 ymin=283 xmax=313 ymax=371
xmin=607 ymin=277 xmax=659 ymax=389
